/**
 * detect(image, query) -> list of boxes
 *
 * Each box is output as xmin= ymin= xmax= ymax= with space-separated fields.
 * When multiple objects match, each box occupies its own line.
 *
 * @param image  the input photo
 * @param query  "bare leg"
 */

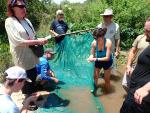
xmin=91 ymin=67 xmax=101 ymax=96
xmin=104 ymin=68 xmax=111 ymax=93
xmin=94 ymin=67 xmax=101 ymax=87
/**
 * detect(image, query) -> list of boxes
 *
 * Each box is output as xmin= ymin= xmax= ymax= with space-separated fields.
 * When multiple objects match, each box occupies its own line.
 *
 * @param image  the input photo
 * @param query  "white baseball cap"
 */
xmin=5 ymin=66 xmax=31 ymax=82
xmin=100 ymin=8 xmax=113 ymax=16
xmin=56 ymin=10 xmax=64 ymax=16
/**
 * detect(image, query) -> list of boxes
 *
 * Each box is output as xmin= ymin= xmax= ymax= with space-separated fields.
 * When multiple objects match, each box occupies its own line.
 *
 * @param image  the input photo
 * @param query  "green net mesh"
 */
xmin=35 ymin=32 xmax=105 ymax=113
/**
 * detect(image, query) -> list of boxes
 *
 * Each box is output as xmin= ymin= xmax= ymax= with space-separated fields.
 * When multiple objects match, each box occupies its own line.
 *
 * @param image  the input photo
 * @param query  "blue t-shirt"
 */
xmin=36 ymin=57 xmax=52 ymax=81
xmin=0 ymin=94 xmax=20 ymax=113
xmin=50 ymin=20 xmax=68 ymax=43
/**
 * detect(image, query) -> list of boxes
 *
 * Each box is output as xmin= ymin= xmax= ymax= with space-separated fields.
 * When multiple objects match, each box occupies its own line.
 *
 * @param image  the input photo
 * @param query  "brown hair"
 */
xmin=4 ymin=78 xmax=25 ymax=87
xmin=96 ymin=28 xmax=107 ymax=38
xmin=96 ymin=28 xmax=107 ymax=51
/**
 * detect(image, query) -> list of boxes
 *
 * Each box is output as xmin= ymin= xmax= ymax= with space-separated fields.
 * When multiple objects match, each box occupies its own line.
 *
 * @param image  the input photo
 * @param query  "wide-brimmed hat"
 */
xmin=56 ymin=10 xmax=64 ymax=16
xmin=100 ymin=8 xmax=113 ymax=16
xmin=5 ymin=66 xmax=31 ymax=82
xmin=45 ymin=48 xmax=56 ymax=54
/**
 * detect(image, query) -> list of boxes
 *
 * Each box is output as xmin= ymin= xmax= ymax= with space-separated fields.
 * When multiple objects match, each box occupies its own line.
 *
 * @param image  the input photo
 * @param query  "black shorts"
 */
xmin=22 ymin=67 xmax=37 ymax=95
xmin=95 ymin=60 xmax=113 ymax=70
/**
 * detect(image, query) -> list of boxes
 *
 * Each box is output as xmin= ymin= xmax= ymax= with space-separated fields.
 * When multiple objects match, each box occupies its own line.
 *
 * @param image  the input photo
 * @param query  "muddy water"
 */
xmin=41 ymin=64 xmax=126 ymax=113
xmin=53 ymin=64 xmax=126 ymax=113
xmin=99 ymin=65 xmax=126 ymax=113
xmin=60 ymin=87 xmax=104 ymax=113
xmin=10 ymin=64 xmax=126 ymax=113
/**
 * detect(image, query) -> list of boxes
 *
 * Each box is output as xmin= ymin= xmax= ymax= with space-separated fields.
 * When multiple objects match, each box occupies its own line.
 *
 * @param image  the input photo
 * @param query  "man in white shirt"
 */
xmin=97 ymin=8 xmax=120 ymax=71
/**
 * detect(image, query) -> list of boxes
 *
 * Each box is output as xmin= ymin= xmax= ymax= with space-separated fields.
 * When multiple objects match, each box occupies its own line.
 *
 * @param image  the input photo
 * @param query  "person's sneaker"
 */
xmin=91 ymin=84 xmax=97 ymax=96
xmin=91 ymin=88 xmax=97 ymax=96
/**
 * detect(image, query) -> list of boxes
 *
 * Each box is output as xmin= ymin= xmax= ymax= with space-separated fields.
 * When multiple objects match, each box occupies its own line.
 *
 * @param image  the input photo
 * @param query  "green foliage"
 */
xmin=37 ymin=0 xmax=150 ymax=49
xmin=26 ymin=0 xmax=49 ymax=30
xmin=0 ymin=44 xmax=13 ymax=82
xmin=0 ymin=0 xmax=7 ymax=41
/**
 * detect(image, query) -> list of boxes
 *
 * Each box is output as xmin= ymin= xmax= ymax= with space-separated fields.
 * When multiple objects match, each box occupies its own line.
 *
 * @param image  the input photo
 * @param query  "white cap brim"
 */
xmin=100 ymin=14 xmax=114 ymax=16
xmin=25 ymin=78 xmax=32 ymax=82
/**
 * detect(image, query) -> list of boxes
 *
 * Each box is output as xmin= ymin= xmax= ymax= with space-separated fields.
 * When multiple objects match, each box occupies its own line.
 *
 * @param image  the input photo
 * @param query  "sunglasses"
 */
xmin=59 ymin=14 xmax=64 ymax=16
xmin=103 ymin=15 xmax=113 ymax=18
xmin=13 ymin=5 xmax=26 ymax=8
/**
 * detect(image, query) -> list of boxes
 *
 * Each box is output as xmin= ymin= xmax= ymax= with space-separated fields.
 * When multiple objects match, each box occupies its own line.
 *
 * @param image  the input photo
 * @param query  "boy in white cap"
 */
xmin=50 ymin=9 xmax=68 ymax=43
xmin=97 ymin=8 xmax=120 ymax=73
xmin=0 ymin=66 xmax=39 ymax=113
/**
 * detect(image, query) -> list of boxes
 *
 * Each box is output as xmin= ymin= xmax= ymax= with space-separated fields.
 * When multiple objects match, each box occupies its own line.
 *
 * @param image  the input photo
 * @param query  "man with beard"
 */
xmin=50 ymin=10 xmax=68 ymax=44
xmin=120 ymin=18 xmax=150 ymax=113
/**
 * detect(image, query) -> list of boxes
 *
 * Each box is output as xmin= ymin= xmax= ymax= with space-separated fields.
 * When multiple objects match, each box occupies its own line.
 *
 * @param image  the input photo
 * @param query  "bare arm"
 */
xmin=47 ymin=70 xmax=55 ymax=77
xmin=90 ymin=41 xmax=96 ymax=58
xmin=126 ymin=47 xmax=137 ymax=76
xmin=50 ymin=30 xmax=59 ymax=37
xmin=87 ymin=40 xmax=96 ymax=62
xmin=134 ymin=82 xmax=150 ymax=104
xmin=126 ymin=47 xmax=137 ymax=66
xmin=115 ymin=39 xmax=120 ymax=58
xmin=115 ymin=39 xmax=120 ymax=52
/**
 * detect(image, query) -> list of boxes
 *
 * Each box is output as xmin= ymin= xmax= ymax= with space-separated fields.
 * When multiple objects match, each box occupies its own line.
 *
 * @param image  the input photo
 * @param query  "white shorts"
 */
xmin=122 ymin=67 xmax=134 ymax=92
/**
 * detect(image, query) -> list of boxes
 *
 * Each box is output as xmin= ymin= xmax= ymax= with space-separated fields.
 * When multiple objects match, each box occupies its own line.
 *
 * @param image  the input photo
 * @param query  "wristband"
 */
xmin=126 ymin=65 xmax=131 ymax=68
xmin=96 ymin=58 xmax=98 ymax=62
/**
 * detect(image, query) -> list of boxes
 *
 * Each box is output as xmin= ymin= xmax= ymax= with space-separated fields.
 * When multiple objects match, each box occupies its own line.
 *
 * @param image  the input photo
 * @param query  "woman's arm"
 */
xmin=87 ymin=40 xmax=96 ymax=62
xmin=90 ymin=40 xmax=96 ymax=58
xmin=97 ymin=39 xmax=112 ymax=61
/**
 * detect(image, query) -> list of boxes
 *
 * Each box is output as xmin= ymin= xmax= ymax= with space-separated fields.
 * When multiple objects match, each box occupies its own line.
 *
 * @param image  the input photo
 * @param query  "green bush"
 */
xmin=36 ymin=0 xmax=150 ymax=49
xmin=0 ymin=44 xmax=13 ymax=83
xmin=1 ymin=0 xmax=150 ymax=49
